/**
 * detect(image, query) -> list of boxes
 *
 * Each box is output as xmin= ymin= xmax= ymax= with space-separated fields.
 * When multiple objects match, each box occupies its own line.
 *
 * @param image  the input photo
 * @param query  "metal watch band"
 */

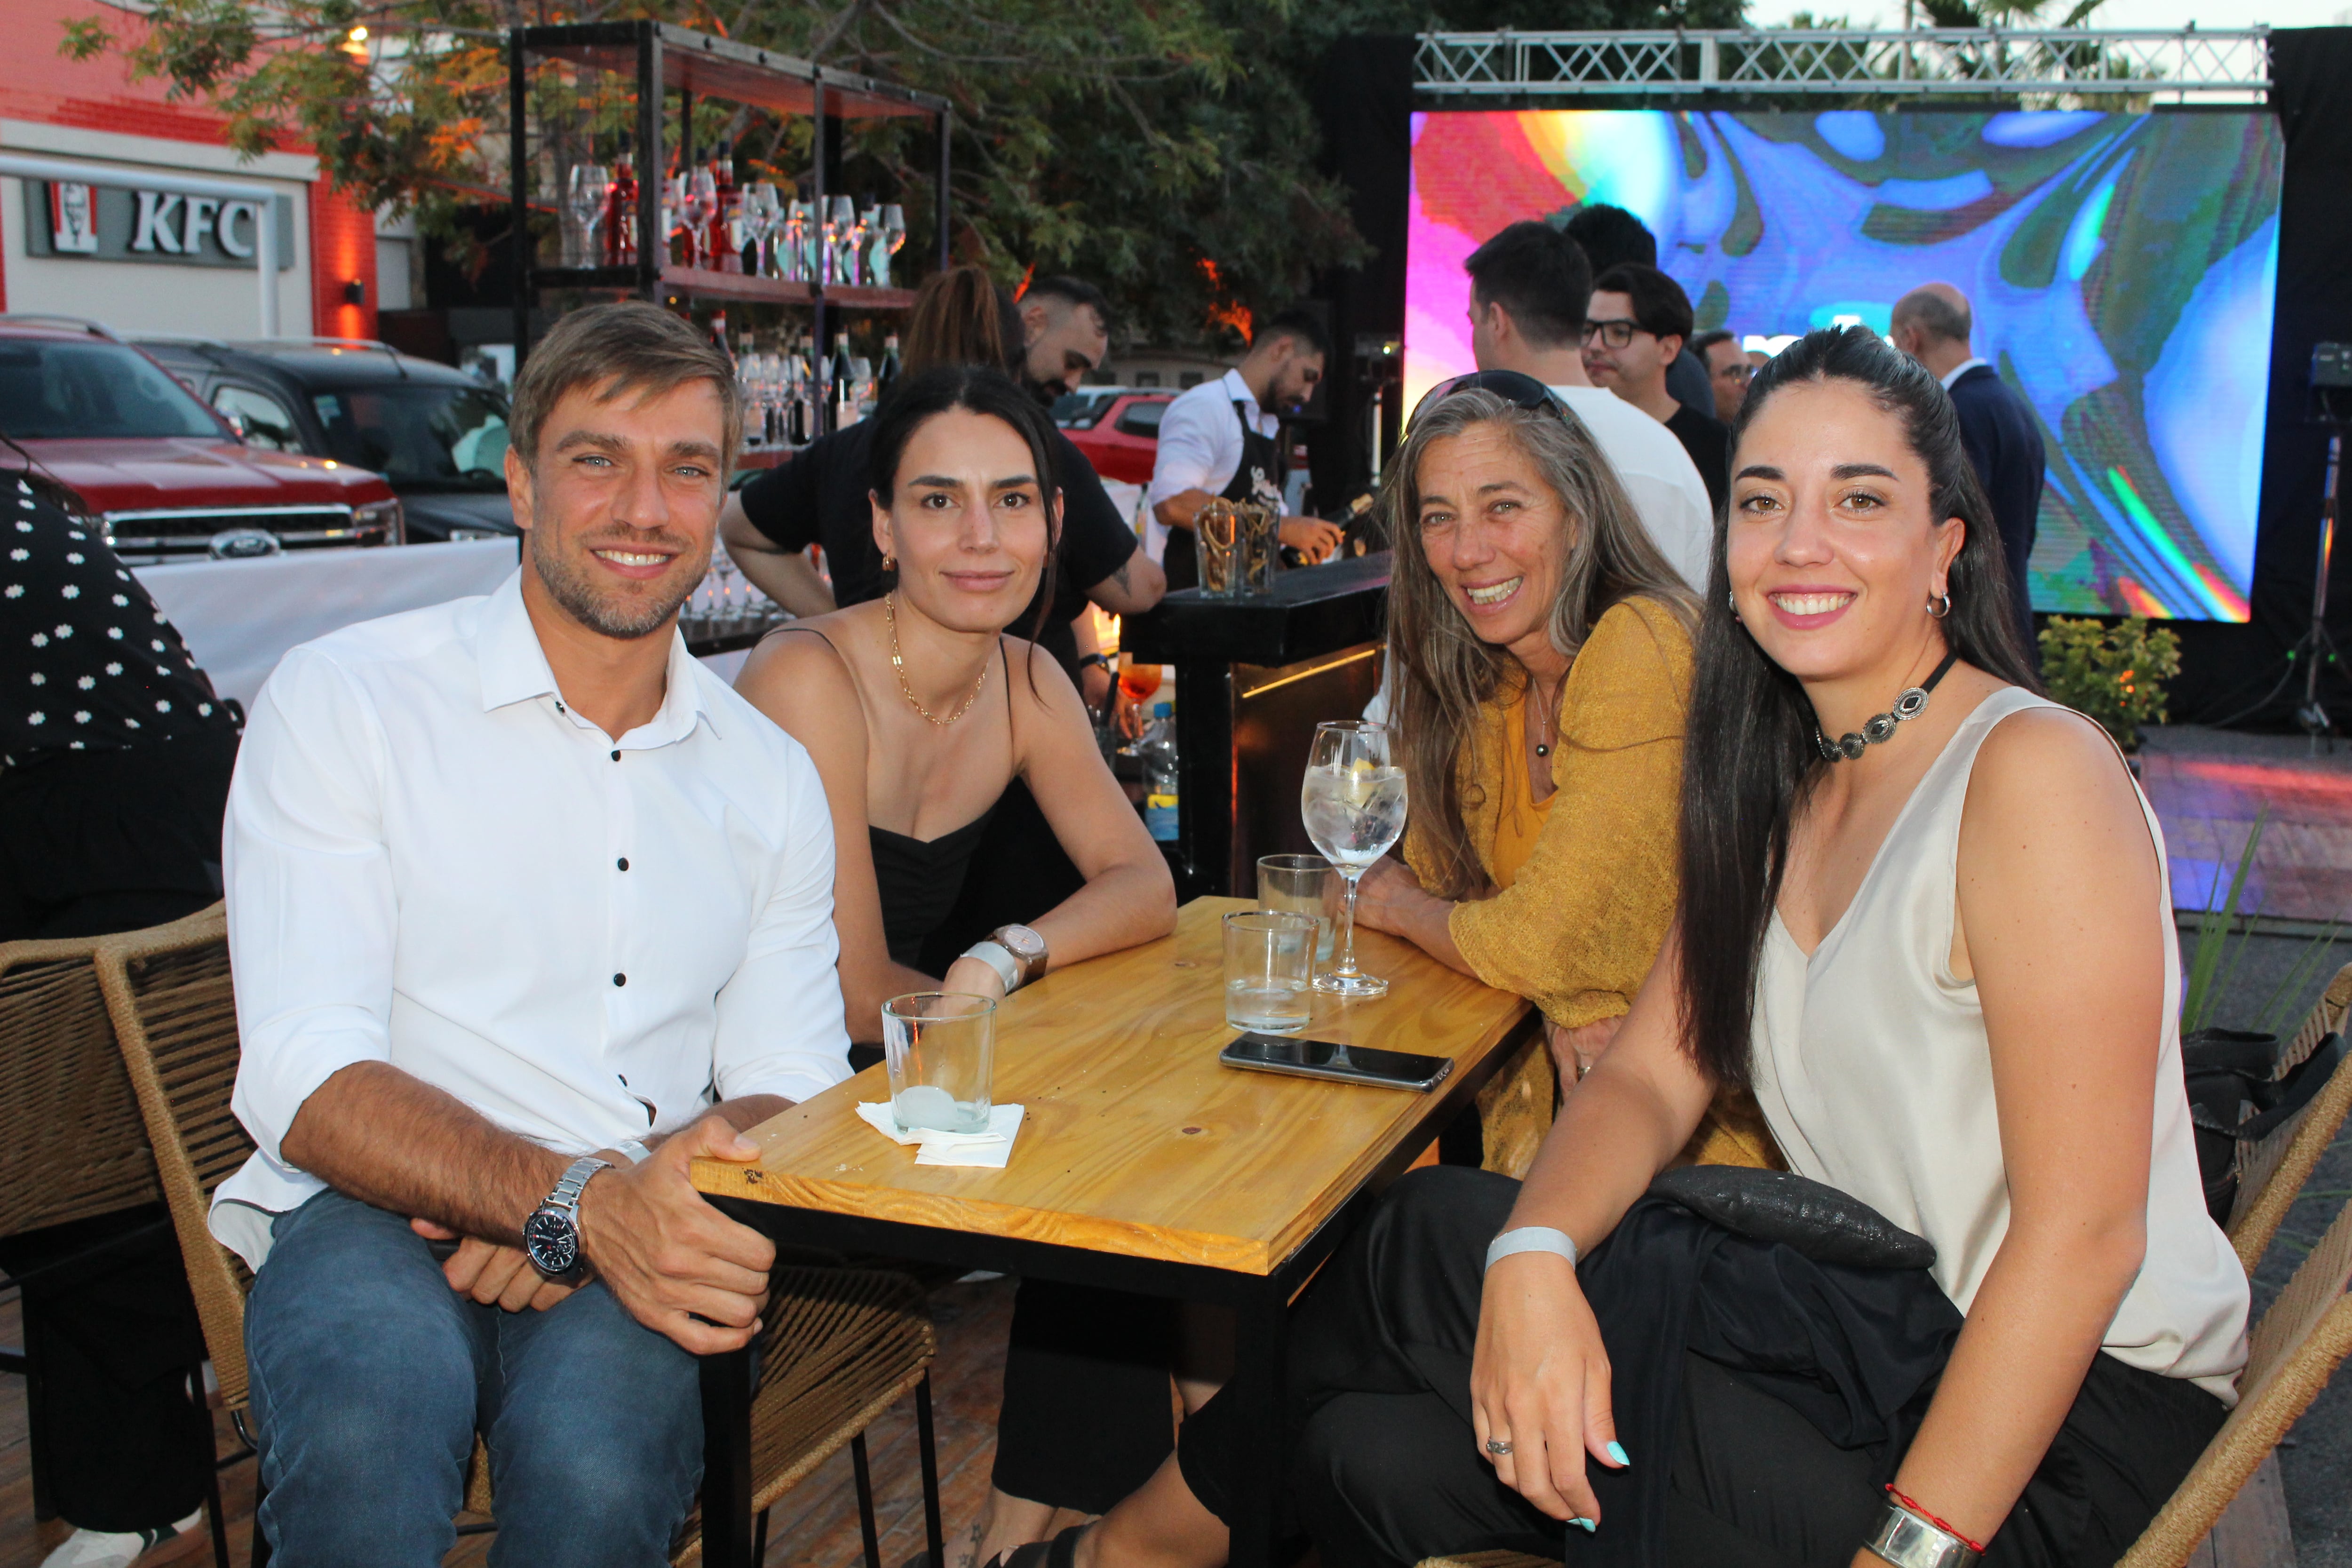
xmin=1485 ymin=1226 xmax=1579 ymax=1273
xmin=613 ymin=1138 xmax=652 ymax=1166
xmin=962 ymin=939 xmax=1023 ymax=993
xmin=549 ymin=1154 xmax=609 ymax=1214
xmin=1866 ymin=1504 xmax=1981 ymax=1568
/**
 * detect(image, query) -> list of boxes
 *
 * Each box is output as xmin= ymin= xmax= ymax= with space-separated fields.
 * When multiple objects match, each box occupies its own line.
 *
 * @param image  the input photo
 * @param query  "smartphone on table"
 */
xmin=1218 ymin=1033 xmax=1453 ymax=1092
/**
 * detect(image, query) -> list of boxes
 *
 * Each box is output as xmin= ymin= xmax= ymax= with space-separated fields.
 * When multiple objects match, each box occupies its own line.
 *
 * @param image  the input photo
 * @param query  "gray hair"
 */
xmin=1892 ymin=285 xmax=1972 ymax=346
xmin=1384 ymin=388 xmax=1699 ymax=899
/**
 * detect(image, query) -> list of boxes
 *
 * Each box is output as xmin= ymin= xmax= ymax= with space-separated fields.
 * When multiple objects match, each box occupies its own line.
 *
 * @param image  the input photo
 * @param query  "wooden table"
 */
xmin=689 ymin=897 xmax=1536 ymax=1568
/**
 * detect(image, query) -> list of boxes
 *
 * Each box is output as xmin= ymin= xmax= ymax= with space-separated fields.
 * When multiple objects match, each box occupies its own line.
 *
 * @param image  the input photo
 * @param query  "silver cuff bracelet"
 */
xmin=1484 ymin=1226 xmax=1579 ymax=1273
xmin=1865 ymin=1503 xmax=1980 ymax=1568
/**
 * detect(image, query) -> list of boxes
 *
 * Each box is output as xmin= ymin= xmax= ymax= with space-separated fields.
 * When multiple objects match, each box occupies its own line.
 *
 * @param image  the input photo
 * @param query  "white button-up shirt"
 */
xmin=213 ymin=570 xmax=850 ymax=1269
xmin=1142 ymin=368 xmax=1275 ymax=565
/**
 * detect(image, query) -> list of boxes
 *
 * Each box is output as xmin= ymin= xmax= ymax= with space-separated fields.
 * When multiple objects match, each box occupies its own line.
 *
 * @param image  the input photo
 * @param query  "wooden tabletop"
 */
xmin=692 ymin=897 xmax=1531 ymax=1275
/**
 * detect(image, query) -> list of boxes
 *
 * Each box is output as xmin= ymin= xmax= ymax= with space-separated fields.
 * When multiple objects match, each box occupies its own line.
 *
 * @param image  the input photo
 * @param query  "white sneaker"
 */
xmin=38 ymin=1510 xmax=204 ymax=1568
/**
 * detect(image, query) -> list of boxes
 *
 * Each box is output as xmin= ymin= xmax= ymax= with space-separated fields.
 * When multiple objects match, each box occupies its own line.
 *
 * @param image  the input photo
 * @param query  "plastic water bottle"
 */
xmin=1143 ymin=701 xmax=1179 ymax=843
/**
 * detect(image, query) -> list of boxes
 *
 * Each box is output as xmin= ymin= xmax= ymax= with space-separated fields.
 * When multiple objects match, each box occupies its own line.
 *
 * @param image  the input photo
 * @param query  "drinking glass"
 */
xmin=1300 ymin=721 xmax=1406 ymax=998
xmin=1224 ymin=910 xmax=1317 ymax=1035
xmin=779 ymin=200 xmax=811 ymax=281
xmin=741 ymin=182 xmax=779 ymax=277
xmin=683 ymin=168 xmax=719 ymax=270
xmin=878 ymin=203 xmax=907 ymax=287
xmin=1257 ymin=853 xmax=1340 ymax=968
xmin=565 ymin=163 xmax=609 ymax=266
xmin=826 ymin=196 xmax=857 ymax=285
xmin=881 ymin=992 xmax=995 ymax=1134
xmin=1195 ymin=499 xmax=1239 ymax=596
xmin=660 ymin=173 xmax=687 ymax=265
xmin=849 ymin=204 xmax=876 ymax=287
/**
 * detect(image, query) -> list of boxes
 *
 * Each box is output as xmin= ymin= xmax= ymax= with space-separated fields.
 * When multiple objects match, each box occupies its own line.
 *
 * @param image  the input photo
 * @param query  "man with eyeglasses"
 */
xmin=1690 ymin=328 xmax=1753 ymax=426
xmin=1582 ymin=263 xmax=1732 ymax=517
xmin=1146 ymin=309 xmax=1342 ymax=589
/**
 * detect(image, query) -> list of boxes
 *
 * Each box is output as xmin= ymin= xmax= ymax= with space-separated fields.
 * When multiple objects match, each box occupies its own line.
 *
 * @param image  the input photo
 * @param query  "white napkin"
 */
xmin=856 ymin=1100 xmax=1026 ymax=1168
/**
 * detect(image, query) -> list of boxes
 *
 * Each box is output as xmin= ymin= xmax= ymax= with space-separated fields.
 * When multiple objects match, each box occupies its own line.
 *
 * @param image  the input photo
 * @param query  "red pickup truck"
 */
xmin=0 ymin=317 xmax=401 ymax=564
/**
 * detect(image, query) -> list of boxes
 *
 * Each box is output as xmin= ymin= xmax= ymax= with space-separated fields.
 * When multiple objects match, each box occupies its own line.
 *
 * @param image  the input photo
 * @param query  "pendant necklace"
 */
xmin=885 ymin=592 xmax=991 ymax=727
xmin=1530 ymin=677 xmax=1559 ymax=758
xmin=1815 ymin=649 xmax=1959 ymax=762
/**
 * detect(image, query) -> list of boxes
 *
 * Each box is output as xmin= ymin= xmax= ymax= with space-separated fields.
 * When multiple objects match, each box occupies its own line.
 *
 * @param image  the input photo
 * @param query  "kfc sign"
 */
xmin=25 ymin=179 xmax=294 ymax=270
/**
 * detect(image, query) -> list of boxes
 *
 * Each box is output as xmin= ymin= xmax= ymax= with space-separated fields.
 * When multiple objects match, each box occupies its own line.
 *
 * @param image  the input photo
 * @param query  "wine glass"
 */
xmin=565 ymin=163 xmax=609 ymax=267
xmin=660 ymin=172 xmax=686 ymax=266
xmin=739 ymin=182 xmax=778 ymax=278
xmin=713 ymin=546 xmax=741 ymax=632
xmin=827 ymin=196 xmax=857 ymax=285
xmin=780 ymin=200 xmax=810 ymax=282
xmin=850 ymin=205 xmax=877 ymax=287
xmin=875 ymin=203 xmax=906 ymax=287
xmin=683 ymin=168 xmax=719 ymax=271
xmin=1300 ymin=721 xmax=1406 ymax=998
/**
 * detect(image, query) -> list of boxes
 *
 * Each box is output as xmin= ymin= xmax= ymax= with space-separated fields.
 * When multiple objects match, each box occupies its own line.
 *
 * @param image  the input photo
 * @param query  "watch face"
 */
xmin=523 ymin=1207 xmax=580 ymax=1275
xmin=999 ymin=925 xmax=1045 ymax=959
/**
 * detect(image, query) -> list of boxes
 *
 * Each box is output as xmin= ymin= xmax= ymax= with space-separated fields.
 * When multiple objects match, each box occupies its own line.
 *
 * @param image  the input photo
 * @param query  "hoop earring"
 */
xmin=1725 ymin=589 xmax=1740 ymax=622
xmin=1928 ymin=590 xmax=1952 ymax=620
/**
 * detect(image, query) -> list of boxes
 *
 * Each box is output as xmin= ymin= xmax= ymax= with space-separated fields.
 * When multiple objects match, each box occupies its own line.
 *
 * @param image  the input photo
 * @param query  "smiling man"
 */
xmin=217 ymin=302 xmax=851 ymax=1565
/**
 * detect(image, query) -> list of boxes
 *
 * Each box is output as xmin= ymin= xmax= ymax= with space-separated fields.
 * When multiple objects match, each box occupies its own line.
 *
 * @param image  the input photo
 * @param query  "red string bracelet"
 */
xmin=1884 ymin=1485 xmax=1988 ymax=1556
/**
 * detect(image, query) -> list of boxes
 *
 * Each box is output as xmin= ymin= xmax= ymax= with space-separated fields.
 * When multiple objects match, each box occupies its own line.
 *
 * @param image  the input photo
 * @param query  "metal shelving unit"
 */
xmin=507 ymin=20 xmax=950 ymax=417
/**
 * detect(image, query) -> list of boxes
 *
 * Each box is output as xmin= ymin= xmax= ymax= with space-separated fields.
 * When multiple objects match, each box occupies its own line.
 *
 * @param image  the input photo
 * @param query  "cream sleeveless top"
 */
xmin=1748 ymin=688 xmax=2249 ymax=1403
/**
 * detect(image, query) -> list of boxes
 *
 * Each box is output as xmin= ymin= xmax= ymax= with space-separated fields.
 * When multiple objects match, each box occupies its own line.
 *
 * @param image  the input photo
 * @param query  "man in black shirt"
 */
xmin=1013 ymin=276 xmax=1113 ymax=407
xmin=0 ymin=474 xmax=239 ymax=1568
xmin=1584 ymin=263 xmax=1732 ymax=517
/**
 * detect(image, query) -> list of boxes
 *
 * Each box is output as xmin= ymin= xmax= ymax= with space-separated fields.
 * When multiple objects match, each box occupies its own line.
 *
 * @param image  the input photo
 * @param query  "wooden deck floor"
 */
xmin=0 ymin=1277 xmax=1018 ymax=1568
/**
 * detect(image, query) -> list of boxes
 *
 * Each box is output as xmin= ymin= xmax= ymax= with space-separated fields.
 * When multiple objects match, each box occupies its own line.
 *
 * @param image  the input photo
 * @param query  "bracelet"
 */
xmin=1076 ymin=653 xmax=1112 ymax=673
xmin=613 ymin=1138 xmax=652 ymax=1166
xmin=1484 ymin=1226 xmax=1579 ymax=1273
xmin=1884 ymin=1488 xmax=1986 ymax=1556
xmin=1863 ymin=1490 xmax=1982 ymax=1568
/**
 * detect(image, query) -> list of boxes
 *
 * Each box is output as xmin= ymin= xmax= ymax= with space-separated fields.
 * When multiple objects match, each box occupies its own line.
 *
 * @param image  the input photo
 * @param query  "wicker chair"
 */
xmin=97 ymin=906 xmax=946 ymax=1568
xmin=2224 ymin=960 xmax=2352 ymax=1274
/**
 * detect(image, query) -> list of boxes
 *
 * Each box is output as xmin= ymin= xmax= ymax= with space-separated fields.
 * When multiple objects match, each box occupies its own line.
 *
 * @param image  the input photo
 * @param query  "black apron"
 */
xmin=1168 ymin=398 xmax=1287 ymax=591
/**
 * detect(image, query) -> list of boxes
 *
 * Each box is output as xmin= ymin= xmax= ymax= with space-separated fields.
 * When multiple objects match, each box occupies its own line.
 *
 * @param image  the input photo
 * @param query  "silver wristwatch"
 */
xmin=523 ymin=1155 xmax=611 ymax=1280
xmin=963 ymin=923 xmax=1047 ymax=993
xmin=1866 ymin=1502 xmax=1980 ymax=1568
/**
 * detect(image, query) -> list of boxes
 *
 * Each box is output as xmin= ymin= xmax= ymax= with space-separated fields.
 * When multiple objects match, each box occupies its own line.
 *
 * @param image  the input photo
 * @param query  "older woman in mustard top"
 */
xmin=1354 ymin=380 xmax=1770 ymax=1163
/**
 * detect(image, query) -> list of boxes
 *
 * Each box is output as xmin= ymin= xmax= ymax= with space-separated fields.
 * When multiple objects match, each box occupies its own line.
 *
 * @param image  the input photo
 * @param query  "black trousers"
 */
xmin=991 ymin=1281 xmax=1178 ymax=1513
xmin=0 ymin=1207 xmax=212 ymax=1532
xmin=0 ymin=728 xmax=238 ymax=940
xmin=1178 ymin=1167 xmax=2226 ymax=1568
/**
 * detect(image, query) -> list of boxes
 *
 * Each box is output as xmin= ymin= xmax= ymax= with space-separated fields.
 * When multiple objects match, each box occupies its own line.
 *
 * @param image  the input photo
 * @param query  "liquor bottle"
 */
xmin=877 ymin=333 xmax=902 ymax=402
xmin=785 ymin=337 xmax=812 ymax=446
xmin=604 ymin=135 xmax=638 ymax=266
xmin=829 ymin=334 xmax=858 ymax=430
xmin=709 ymin=140 xmax=739 ymax=273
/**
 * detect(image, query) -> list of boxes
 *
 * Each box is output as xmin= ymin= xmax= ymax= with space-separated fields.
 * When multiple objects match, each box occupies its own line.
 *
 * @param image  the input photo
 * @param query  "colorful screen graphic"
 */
xmin=1407 ymin=111 xmax=2285 ymax=621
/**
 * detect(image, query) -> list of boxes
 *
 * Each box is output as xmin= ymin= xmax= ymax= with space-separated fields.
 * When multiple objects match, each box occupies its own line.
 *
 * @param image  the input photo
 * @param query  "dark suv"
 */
xmin=137 ymin=337 xmax=518 ymax=542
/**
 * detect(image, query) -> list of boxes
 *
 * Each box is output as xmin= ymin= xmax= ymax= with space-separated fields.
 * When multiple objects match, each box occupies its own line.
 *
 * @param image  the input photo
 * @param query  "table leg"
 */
xmin=1226 ymin=1284 xmax=1289 ymax=1568
xmin=700 ymin=1346 xmax=755 ymax=1568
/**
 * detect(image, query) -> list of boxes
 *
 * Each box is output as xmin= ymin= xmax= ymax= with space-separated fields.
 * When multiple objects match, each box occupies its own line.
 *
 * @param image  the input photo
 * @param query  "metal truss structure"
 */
xmin=1414 ymin=28 xmax=2272 ymax=102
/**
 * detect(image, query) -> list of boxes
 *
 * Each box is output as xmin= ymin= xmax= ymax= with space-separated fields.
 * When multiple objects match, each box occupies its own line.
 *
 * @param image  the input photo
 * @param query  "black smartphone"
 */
xmin=1219 ymin=1033 xmax=1454 ymax=1092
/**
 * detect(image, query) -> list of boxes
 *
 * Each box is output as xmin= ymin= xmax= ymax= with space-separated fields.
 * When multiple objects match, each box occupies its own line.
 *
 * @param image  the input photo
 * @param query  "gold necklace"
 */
xmin=884 ymin=592 xmax=990 ymax=727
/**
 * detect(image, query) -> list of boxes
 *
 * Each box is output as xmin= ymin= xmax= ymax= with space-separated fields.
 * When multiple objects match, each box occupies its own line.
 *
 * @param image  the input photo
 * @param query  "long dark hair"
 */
xmin=866 ymin=365 xmax=1061 ymax=648
xmin=1677 ymin=326 xmax=2039 ymax=1089
xmin=901 ymin=266 xmax=1014 ymax=376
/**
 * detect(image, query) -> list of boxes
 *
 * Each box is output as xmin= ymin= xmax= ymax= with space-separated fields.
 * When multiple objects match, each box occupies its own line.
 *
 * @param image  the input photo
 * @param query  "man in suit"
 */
xmin=1893 ymin=283 xmax=2046 ymax=661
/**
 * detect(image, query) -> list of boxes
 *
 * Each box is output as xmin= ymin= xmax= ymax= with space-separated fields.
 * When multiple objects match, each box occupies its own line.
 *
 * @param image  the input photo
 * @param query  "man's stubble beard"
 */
xmin=528 ymin=509 xmax=708 ymax=640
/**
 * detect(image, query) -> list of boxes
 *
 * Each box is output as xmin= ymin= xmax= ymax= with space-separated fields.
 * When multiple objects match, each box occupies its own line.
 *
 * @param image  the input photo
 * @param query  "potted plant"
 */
xmin=2036 ymin=615 xmax=2183 ymax=754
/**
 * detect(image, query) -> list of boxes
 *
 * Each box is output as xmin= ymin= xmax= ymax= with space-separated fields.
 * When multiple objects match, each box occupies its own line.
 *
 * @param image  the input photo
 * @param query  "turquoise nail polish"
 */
xmin=1571 ymin=1518 xmax=1597 ymax=1533
xmin=1606 ymin=1441 xmax=1630 ymax=1467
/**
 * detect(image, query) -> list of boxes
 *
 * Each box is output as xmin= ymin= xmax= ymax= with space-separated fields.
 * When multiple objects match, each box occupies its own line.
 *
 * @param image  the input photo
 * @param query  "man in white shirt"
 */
xmin=221 ymin=302 xmax=851 ymax=1564
xmin=1145 ymin=310 xmax=1345 ymax=589
xmin=1462 ymin=221 xmax=1714 ymax=592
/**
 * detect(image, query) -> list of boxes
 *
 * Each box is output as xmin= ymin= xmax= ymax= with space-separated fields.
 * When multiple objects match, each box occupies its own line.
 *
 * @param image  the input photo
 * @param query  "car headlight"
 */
xmin=353 ymin=498 xmax=405 ymax=543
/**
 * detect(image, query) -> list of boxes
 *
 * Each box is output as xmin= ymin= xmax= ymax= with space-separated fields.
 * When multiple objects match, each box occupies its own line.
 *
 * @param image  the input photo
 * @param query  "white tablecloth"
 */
xmin=136 ymin=540 xmax=521 ymax=709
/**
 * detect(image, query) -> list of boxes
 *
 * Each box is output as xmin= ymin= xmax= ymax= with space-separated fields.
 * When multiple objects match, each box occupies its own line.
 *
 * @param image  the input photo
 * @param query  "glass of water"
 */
xmin=881 ymin=992 xmax=995 ymax=1134
xmin=1300 ymin=721 xmax=1407 ymax=999
xmin=1224 ymin=910 xmax=1317 ymax=1034
xmin=1257 ymin=853 xmax=1339 ymax=969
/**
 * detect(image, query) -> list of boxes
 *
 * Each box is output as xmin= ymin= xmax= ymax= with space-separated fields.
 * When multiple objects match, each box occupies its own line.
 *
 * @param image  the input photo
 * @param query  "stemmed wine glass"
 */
xmin=683 ymin=168 xmax=719 ymax=271
xmin=850 ymin=205 xmax=877 ymax=287
xmin=713 ymin=546 xmax=741 ymax=632
xmin=565 ymin=164 xmax=609 ymax=267
xmin=660 ymin=173 xmax=686 ymax=267
xmin=827 ymin=196 xmax=858 ymax=285
xmin=741 ymin=182 xmax=780 ymax=278
xmin=1300 ymin=721 xmax=1407 ymax=998
xmin=780 ymin=200 xmax=811 ymax=282
xmin=873 ymin=203 xmax=907 ymax=287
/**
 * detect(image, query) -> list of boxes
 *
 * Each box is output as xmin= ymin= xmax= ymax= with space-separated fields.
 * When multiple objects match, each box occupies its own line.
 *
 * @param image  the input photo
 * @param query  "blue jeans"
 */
xmin=245 ymin=1189 xmax=703 ymax=1567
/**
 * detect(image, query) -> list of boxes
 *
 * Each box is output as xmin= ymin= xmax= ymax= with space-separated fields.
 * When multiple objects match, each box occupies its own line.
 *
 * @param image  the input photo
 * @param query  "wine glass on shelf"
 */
xmin=874 ymin=203 xmax=906 ymax=287
xmin=683 ymin=168 xmax=719 ymax=271
xmin=780 ymin=200 xmax=810 ymax=282
xmin=850 ymin=205 xmax=877 ymax=287
xmin=740 ymin=182 xmax=779 ymax=278
xmin=1300 ymin=721 xmax=1407 ymax=999
xmin=565 ymin=163 xmax=609 ymax=267
xmin=660 ymin=172 xmax=686 ymax=267
xmin=827 ymin=196 xmax=857 ymax=285
xmin=713 ymin=546 xmax=741 ymax=633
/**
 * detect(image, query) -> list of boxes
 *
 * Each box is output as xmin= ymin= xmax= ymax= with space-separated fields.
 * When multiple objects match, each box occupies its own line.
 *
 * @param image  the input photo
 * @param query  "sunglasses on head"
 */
xmin=1406 ymin=369 xmax=1566 ymax=431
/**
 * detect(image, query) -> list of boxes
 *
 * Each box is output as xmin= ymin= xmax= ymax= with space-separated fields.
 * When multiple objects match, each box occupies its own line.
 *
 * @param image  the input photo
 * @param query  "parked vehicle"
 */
xmin=0 ymin=316 xmax=402 ymax=564
xmin=1052 ymin=387 xmax=1173 ymax=486
xmin=137 ymin=336 xmax=517 ymax=542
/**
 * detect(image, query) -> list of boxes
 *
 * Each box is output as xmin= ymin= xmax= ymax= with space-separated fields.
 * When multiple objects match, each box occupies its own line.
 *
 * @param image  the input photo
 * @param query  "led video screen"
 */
xmin=1407 ymin=110 xmax=2285 ymax=621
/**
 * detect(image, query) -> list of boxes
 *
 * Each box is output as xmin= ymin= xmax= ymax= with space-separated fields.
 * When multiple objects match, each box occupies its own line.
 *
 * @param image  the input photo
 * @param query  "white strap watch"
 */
xmin=961 ymin=940 xmax=1022 ymax=993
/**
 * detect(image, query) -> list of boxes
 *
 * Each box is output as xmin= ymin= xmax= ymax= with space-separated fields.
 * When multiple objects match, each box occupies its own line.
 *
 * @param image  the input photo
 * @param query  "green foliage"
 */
xmin=2179 ymin=807 xmax=2343 ymax=1036
xmin=2036 ymin=614 xmax=2182 ymax=752
xmin=56 ymin=0 xmax=1735 ymax=348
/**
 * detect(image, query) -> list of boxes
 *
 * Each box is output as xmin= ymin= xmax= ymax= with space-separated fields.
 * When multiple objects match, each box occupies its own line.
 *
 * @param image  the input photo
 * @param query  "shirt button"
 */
xmin=613 ymin=972 xmax=627 ymax=987
xmin=617 ymin=857 xmax=629 ymax=871
xmin=610 ymin=749 xmax=620 ymax=761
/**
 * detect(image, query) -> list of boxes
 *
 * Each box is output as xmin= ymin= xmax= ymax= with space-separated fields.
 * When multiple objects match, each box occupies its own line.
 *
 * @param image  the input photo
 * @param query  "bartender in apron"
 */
xmin=1144 ymin=310 xmax=1343 ymax=589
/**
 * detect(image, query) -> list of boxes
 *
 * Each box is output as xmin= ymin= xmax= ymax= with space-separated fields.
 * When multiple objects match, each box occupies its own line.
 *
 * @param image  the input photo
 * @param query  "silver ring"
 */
xmin=1485 ymin=1438 xmax=1513 ymax=1457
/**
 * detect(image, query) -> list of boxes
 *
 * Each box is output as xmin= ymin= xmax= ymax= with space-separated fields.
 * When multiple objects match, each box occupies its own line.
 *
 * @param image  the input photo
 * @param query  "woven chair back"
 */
xmin=0 ymin=932 xmax=164 ymax=1236
xmin=2225 ymin=961 xmax=2352 ymax=1273
xmin=2118 ymin=1192 xmax=2352 ymax=1568
xmin=93 ymin=906 xmax=257 ymax=1414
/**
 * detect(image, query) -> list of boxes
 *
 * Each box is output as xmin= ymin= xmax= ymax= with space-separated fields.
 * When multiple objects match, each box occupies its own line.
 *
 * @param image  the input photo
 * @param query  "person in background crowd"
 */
xmin=1894 ymin=282 xmax=2045 ymax=661
xmin=1350 ymin=381 xmax=1775 ymax=1174
xmin=1146 ymin=312 xmax=1344 ymax=590
xmin=736 ymin=365 xmax=1178 ymax=1568
xmin=1691 ymin=327 xmax=1752 ymax=426
xmin=1560 ymin=203 xmax=1714 ymax=420
xmin=0 ymin=477 xmax=240 ymax=1567
xmin=1462 ymin=221 xmax=1711 ymax=591
xmin=1020 ymin=325 xmax=2245 ymax=1568
xmin=1016 ymin=276 xmax=1115 ymax=404
xmin=722 ymin=267 xmax=1164 ymax=709
xmin=1585 ymin=263 xmax=1731 ymax=517
xmin=221 ymin=302 xmax=854 ymax=1563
